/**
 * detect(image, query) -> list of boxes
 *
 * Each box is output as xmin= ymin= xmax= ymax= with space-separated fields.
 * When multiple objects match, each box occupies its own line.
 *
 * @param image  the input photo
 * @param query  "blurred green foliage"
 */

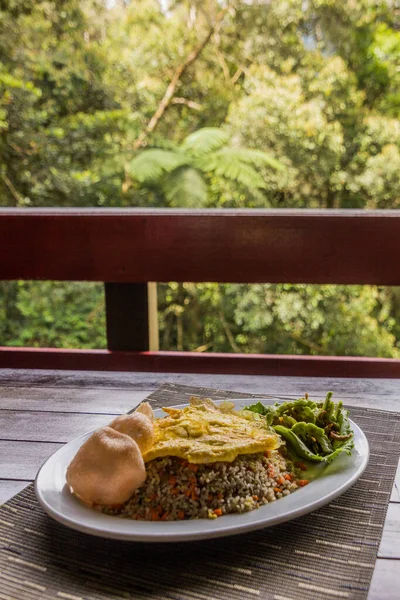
xmin=1 ymin=0 xmax=400 ymax=357
xmin=0 ymin=282 xmax=105 ymax=348
xmin=158 ymin=283 xmax=398 ymax=357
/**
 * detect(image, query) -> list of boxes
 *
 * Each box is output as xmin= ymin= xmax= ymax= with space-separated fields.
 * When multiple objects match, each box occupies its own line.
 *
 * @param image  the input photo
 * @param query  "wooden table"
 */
xmin=0 ymin=369 xmax=399 ymax=599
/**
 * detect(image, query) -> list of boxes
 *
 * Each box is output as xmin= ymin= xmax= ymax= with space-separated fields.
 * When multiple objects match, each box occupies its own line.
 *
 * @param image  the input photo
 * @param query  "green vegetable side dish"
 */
xmin=245 ymin=392 xmax=354 ymax=464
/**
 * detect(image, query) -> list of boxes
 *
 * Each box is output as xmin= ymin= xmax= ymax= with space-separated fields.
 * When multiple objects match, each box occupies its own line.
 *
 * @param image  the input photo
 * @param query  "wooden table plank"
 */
xmin=0 ymin=387 xmax=149 ymax=414
xmin=2 ymin=369 xmax=400 ymax=403
xmin=0 ymin=441 xmax=63 ymax=480
xmin=0 ymin=411 xmax=116 ymax=443
xmin=391 ymin=460 xmax=400 ymax=503
xmin=378 ymin=503 xmax=400 ymax=559
xmin=1 ymin=373 xmax=400 ymax=411
xmin=1 ymin=384 xmax=397 ymax=412
xmin=0 ymin=481 xmax=28 ymax=505
xmin=369 ymin=559 xmax=400 ymax=600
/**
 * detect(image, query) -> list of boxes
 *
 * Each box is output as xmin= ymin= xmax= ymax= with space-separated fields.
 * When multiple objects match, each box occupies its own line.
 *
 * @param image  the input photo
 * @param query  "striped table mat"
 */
xmin=0 ymin=382 xmax=399 ymax=600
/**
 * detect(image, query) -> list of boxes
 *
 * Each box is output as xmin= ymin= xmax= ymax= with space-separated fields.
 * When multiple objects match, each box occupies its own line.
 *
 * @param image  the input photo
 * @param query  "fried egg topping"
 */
xmin=142 ymin=396 xmax=281 ymax=464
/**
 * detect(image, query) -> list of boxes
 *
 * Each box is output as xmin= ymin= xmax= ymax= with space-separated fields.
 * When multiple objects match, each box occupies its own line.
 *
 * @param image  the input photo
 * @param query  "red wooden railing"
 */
xmin=1 ymin=208 xmax=400 ymax=377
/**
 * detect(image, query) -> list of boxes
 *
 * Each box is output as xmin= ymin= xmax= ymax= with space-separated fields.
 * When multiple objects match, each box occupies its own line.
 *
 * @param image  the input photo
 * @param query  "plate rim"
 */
xmin=35 ymin=400 xmax=370 ymax=542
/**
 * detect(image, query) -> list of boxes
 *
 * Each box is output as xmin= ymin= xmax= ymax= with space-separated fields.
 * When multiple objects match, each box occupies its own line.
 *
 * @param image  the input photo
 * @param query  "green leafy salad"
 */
xmin=245 ymin=392 xmax=354 ymax=464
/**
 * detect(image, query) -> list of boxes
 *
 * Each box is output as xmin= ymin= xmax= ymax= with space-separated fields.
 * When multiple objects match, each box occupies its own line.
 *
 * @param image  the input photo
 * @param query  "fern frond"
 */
xmin=195 ymin=148 xmax=269 ymax=190
xmin=127 ymin=149 xmax=190 ymax=183
xmin=196 ymin=147 xmax=283 ymax=172
xmin=224 ymin=148 xmax=284 ymax=171
xmin=146 ymin=136 xmax=180 ymax=151
xmin=180 ymin=127 xmax=230 ymax=156
xmin=163 ymin=167 xmax=208 ymax=207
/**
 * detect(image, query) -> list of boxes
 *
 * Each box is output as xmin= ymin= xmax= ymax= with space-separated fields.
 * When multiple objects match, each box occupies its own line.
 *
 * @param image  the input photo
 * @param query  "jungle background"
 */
xmin=1 ymin=0 xmax=400 ymax=357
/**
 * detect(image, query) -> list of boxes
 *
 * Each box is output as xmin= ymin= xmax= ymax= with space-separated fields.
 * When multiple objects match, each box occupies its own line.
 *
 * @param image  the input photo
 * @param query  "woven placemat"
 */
xmin=0 ymin=382 xmax=399 ymax=600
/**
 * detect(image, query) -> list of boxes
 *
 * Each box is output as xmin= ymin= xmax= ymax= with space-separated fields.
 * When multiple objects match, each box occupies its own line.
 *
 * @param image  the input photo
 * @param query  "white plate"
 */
xmin=35 ymin=399 xmax=369 ymax=542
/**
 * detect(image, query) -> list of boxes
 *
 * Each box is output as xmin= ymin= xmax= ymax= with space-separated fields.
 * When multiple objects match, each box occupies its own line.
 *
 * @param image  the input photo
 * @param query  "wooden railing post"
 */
xmin=147 ymin=282 xmax=159 ymax=351
xmin=104 ymin=283 xmax=150 ymax=351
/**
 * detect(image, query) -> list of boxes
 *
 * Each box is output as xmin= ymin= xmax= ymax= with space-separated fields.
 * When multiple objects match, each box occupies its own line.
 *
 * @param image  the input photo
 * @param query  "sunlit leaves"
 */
xmin=195 ymin=148 xmax=267 ymax=189
xmin=128 ymin=128 xmax=283 ymax=206
xmin=128 ymin=149 xmax=189 ymax=182
xmin=180 ymin=128 xmax=229 ymax=156
xmin=158 ymin=283 xmax=399 ymax=357
xmin=163 ymin=167 xmax=208 ymax=207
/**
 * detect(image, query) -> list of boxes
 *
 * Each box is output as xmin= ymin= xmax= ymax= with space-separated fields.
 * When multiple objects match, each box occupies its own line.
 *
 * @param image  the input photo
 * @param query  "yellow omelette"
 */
xmin=142 ymin=396 xmax=280 ymax=464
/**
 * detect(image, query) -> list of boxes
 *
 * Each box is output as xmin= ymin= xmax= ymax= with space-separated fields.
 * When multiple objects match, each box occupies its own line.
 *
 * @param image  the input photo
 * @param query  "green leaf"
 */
xmin=195 ymin=148 xmax=268 ymax=190
xmin=163 ymin=167 xmax=207 ymax=207
xmin=228 ymin=148 xmax=285 ymax=171
xmin=180 ymin=128 xmax=229 ymax=156
xmin=127 ymin=149 xmax=190 ymax=183
xmin=197 ymin=147 xmax=283 ymax=171
xmin=245 ymin=401 xmax=270 ymax=416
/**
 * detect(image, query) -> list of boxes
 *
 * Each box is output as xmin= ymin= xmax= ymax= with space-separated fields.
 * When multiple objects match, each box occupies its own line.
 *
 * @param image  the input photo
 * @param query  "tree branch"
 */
xmin=171 ymin=97 xmax=203 ymax=111
xmin=219 ymin=309 xmax=241 ymax=353
xmin=231 ymin=65 xmax=246 ymax=85
xmin=214 ymin=46 xmax=231 ymax=81
xmin=194 ymin=342 xmax=213 ymax=352
xmin=289 ymin=332 xmax=323 ymax=354
xmin=131 ymin=7 xmax=228 ymax=152
xmin=1 ymin=174 xmax=24 ymax=206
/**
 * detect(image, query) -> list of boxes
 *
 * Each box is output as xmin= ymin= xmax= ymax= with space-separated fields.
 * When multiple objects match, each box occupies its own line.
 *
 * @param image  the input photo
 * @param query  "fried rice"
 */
xmin=101 ymin=450 xmax=301 ymax=521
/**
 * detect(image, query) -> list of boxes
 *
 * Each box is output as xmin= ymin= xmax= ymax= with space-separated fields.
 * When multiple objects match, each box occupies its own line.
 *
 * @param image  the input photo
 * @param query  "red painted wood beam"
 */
xmin=1 ymin=347 xmax=400 ymax=378
xmin=2 ymin=208 xmax=400 ymax=285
